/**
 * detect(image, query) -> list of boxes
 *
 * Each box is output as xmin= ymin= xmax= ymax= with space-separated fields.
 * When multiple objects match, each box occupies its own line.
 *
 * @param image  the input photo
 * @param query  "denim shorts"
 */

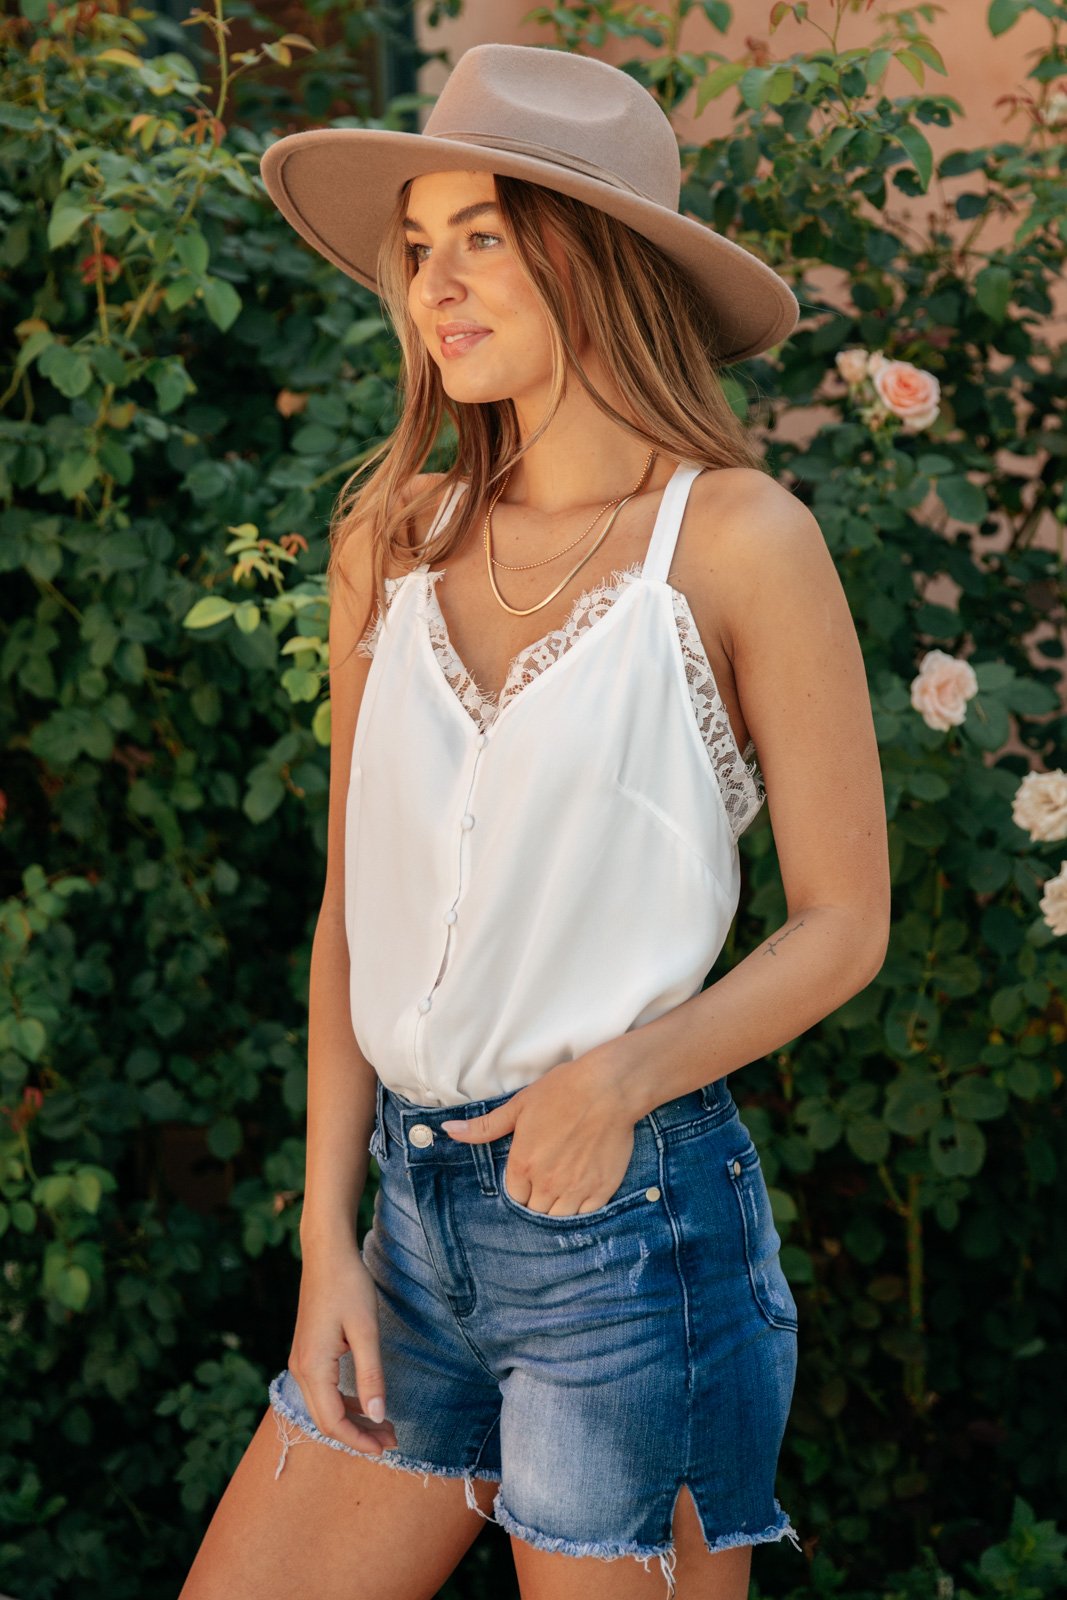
xmin=268 ymin=1073 xmax=802 ymax=1597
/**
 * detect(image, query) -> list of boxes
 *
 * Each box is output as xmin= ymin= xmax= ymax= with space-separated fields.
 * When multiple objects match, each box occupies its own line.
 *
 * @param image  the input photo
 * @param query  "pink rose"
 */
xmin=872 ymin=359 xmax=941 ymax=432
xmin=910 ymin=649 xmax=978 ymax=731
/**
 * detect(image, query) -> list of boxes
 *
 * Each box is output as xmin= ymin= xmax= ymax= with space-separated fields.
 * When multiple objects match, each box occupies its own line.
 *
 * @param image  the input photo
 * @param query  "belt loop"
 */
xmin=700 ymin=1076 xmax=734 ymax=1121
xmin=700 ymin=1079 xmax=722 ymax=1112
xmin=369 ymin=1074 xmax=389 ymax=1164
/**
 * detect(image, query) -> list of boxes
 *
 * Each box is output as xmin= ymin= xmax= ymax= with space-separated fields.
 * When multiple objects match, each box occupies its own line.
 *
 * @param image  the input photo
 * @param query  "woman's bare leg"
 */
xmin=178 ymin=1406 xmax=499 ymax=1600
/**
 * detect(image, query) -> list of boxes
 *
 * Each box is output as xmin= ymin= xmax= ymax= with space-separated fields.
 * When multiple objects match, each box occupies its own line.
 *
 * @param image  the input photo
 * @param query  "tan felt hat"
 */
xmin=260 ymin=42 xmax=799 ymax=364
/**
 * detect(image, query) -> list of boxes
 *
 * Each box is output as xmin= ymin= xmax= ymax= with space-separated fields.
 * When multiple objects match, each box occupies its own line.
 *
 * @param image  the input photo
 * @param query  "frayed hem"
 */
xmin=702 ymin=1502 xmax=804 ymax=1557
xmin=493 ymin=1491 xmax=679 ymax=1597
xmin=266 ymin=1371 xmax=501 ymax=1503
xmin=492 ymin=1489 xmax=802 ymax=1600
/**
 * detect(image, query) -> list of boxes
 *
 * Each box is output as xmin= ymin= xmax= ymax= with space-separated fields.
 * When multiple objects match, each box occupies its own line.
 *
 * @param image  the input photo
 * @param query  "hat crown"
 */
xmin=423 ymin=43 xmax=681 ymax=210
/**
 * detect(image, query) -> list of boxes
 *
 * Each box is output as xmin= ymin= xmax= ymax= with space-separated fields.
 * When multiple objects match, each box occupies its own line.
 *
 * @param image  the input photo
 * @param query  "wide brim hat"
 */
xmin=260 ymin=43 xmax=799 ymax=365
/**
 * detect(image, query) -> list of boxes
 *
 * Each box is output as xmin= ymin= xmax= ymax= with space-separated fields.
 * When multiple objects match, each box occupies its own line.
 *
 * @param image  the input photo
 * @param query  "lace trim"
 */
xmin=356 ymin=563 xmax=766 ymax=841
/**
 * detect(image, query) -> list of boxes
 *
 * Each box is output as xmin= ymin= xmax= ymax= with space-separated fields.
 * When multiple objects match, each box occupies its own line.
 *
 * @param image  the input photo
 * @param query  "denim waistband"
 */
xmin=370 ymin=1071 xmax=736 ymax=1170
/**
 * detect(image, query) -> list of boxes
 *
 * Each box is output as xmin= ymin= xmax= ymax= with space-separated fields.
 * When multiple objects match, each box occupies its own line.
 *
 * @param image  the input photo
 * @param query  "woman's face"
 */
xmin=403 ymin=170 xmax=563 ymax=408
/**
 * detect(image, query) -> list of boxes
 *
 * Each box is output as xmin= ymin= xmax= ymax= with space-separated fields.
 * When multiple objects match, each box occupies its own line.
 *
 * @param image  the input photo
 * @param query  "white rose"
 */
xmin=1012 ymin=769 xmax=1067 ymax=843
xmin=1038 ymin=860 xmax=1067 ymax=937
xmin=1044 ymin=89 xmax=1067 ymax=128
xmin=835 ymin=347 xmax=870 ymax=386
xmin=910 ymin=649 xmax=979 ymax=731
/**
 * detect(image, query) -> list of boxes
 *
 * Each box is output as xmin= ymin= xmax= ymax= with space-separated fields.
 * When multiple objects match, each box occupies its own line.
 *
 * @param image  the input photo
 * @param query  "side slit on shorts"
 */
xmin=268 ymin=1073 xmax=803 ymax=1599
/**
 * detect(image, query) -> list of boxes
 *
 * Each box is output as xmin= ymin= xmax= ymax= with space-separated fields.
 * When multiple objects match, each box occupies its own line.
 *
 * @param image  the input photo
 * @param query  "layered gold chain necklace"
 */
xmin=482 ymin=449 xmax=658 ymax=618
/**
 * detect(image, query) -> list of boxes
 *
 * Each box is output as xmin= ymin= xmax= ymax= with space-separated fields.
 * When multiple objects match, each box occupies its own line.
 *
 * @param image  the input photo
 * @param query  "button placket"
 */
xmin=410 ymin=730 xmax=489 ymax=1096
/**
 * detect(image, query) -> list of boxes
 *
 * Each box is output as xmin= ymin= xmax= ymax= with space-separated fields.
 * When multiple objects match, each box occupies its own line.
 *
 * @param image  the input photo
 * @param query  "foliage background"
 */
xmin=1 ymin=0 xmax=1065 ymax=1595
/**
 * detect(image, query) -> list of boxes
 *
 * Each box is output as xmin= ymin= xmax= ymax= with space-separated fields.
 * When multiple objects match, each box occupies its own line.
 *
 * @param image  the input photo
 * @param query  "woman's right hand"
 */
xmin=287 ymin=1240 xmax=399 ymax=1458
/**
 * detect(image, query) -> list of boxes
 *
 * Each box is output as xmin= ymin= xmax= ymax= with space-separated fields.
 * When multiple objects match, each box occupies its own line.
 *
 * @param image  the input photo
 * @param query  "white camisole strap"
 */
xmin=424 ymin=479 xmax=467 ymax=544
xmin=640 ymin=462 xmax=705 ymax=585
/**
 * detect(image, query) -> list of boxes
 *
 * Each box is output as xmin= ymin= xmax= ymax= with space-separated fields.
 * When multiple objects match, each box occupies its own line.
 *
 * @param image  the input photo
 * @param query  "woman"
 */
xmin=181 ymin=43 xmax=890 ymax=1600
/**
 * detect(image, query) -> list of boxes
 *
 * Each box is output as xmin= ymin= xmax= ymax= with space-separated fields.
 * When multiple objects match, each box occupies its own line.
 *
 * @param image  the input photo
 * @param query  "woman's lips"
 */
xmin=439 ymin=329 xmax=492 ymax=360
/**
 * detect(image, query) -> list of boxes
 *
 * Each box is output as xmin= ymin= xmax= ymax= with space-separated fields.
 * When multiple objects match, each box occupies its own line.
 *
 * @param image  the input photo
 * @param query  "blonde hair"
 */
xmin=327 ymin=173 xmax=768 ymax=652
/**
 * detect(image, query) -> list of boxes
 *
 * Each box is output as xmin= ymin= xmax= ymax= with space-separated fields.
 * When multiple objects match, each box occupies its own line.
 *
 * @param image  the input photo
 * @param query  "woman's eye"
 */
xmin=406 ymin=231 xmax=502 ymax=268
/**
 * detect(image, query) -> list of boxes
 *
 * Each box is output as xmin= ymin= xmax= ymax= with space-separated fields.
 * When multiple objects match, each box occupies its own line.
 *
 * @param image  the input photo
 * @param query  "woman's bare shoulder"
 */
xmin=685 ymin=467 xmax=825 ymax=658
xmin=333 ymin=470 xmax=451 ymax=594
xmin=382 ymin=470 xmax=451 ymax=578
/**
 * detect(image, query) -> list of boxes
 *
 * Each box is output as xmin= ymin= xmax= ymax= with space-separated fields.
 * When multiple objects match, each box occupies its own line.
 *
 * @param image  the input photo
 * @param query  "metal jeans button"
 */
xmin=408 ymin=1124 xmax=434 ymax=1148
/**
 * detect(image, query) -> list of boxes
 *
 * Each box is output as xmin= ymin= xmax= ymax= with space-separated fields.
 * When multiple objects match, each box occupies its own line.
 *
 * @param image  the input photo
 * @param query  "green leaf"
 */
xmin=12 ymin=1017 xmax=47 ymax=1060
xmin=948 ymin=1074 xmax=1008 ymax=1121
xmin=908 ymin=39 xmax=947 ymax=75
xmin=988 ymin=0 xmax=1025 ymax=35
xmin=183 ymin=595 xmax=236 ymax=629
xmin=929 ymin=1116 xmax=986 ymax=1178
xmin=884 ymin=1069 xmax=942 ymax=1137
xmin=244 ymin=774 xmax=286 ymax=823
xmin=739 ymin=66 xmax=775 ymax=109
xmin=696 ymin=60 xmax=746 ymax=112
xmin=892 ymin=124 xmax=933 ymax=192
xmin=174 ymin=230 xmax=209 ymax=276
xmin=895 ymin=49 xmax=926 ymax=87
xmin=312 ymin=698 xmax=331 ymax=746
xmin=202 ymin=276 xmax=242 ymax=332
xmin=975 ymin=264 xmax=1012 ymax=322
xmin=767 ymin=67 xmax=794 ymax=106
xmin=72 ymin=1171 xmax=103 ymax=1213
xmin=846 ymin=1116 xmax=890 ymax=1164
xmin=58 ymin=449 xmax=99 ymax=498
xmin=865 ymin=49 xmax=892 ymax=85
xmin=48 ymin=202 xmax=91 ymax=249
xmin=56 ymin=1264 xmax=92 ymax=1313
xmin=234 ymin=601 xmax=261 ymax=634
xmin=938 ymin=474 xmax=988 ymax=523
xmin=39 ymin=343 xmax=93 ymax=398
xmin=207 ymin=1117 xmax=243 ymax=1160
xmin=962 ymin=697 xmax=1011 ymax=752
xmin=821 ymin=126 xmax=858 ymax=166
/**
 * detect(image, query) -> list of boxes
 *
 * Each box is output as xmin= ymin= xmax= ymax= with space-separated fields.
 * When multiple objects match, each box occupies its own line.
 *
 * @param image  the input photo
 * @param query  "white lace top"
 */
xmin=344 ymin=462 xmax=768 ymax=1106
xmin=356 ymin=561 xmax=765 ymax=843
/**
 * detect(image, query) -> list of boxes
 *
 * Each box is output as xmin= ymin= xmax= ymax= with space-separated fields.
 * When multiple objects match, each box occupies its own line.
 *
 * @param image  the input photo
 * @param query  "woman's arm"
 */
xmin=610 ymin=468 xmax=891 ymax=1118
xmin=287 ymin=476 xmax=448 ymax=1449
xmin=299 ymin=524 xmax=379 ymax=1251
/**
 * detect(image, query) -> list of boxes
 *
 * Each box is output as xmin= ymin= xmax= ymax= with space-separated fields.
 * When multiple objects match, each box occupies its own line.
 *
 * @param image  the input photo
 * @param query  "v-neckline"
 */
xmin=416 ymin=461 xmax=691 ymax=724
xmin=416 ymin=560 xmax=651 ymax=735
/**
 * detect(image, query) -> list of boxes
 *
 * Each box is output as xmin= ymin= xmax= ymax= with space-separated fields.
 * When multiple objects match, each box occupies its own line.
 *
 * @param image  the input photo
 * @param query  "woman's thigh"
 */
xmin=177 ymin=1404 xmax=497 ymax=1600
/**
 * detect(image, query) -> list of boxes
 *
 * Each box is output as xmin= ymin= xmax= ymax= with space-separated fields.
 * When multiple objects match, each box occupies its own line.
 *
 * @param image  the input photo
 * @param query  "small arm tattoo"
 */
xmin=764 ymin=919 xmax=806 ymax=956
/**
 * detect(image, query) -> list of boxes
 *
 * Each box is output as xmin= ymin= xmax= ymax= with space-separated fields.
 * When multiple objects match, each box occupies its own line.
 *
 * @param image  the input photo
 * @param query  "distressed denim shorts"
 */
xmin=268 ymin=1073 xmax=802 ymax=1597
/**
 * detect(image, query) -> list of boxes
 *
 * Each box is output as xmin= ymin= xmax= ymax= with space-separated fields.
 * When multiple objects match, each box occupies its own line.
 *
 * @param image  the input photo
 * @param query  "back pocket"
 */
xmin=726 ymin=1140 xmax=799 ymax=1331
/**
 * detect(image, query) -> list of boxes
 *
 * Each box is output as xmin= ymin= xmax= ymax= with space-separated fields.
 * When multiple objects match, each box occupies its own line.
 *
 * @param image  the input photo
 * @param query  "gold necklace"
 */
xmin=490 ymin=446 xmax=657 ymax=571
xmin=483 ymin=450 xmax=658 ymax=617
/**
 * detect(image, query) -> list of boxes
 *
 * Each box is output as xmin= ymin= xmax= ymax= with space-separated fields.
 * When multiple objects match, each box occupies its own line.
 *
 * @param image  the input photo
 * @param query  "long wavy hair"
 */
xmin=327 ymin=172 xmax=768 ymax=651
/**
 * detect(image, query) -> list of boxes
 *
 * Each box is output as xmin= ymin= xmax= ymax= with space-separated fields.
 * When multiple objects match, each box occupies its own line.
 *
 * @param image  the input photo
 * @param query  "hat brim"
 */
xmin=259 ymin=127 xmax=798 ymax=365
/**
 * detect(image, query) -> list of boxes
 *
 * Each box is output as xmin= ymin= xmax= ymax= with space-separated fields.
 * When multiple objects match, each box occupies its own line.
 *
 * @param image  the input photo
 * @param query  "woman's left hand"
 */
xmin=440 ymin=1052 xmax=638 ymax=1216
